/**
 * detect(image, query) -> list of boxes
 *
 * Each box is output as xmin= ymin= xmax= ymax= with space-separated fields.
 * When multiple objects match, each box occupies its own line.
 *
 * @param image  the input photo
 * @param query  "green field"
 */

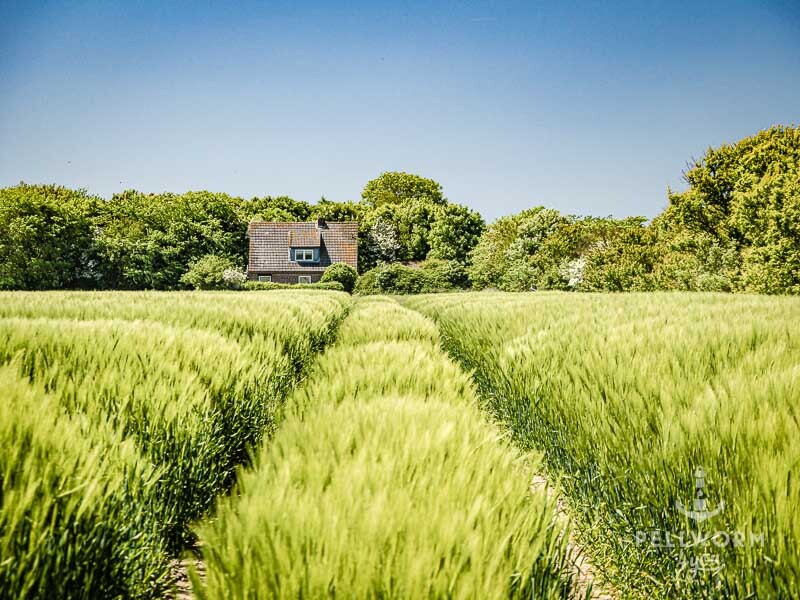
xmin=1 ymin=290 xmax=798 ymax=598
xmin=0 ymin=291 xmax=349 ymax=598
xmin=405 ymin=291 xmax=800 ymax=598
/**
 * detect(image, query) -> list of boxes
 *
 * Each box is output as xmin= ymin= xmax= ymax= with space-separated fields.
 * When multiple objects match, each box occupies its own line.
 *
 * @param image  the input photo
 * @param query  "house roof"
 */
xmin=287 ymin=229 xmax=321 ymax=247
xmin=248 ymin=221 xmax=358 ymax=273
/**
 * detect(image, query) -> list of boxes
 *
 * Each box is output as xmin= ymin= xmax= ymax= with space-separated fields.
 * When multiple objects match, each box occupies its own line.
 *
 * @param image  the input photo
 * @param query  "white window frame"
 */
xmin=298 ymin=275 xmax=312 ymax=284
xmin=294 ymin=248 xmax=314 ymax=262
xmin=258 ymin=275 xmax=272 ymax=282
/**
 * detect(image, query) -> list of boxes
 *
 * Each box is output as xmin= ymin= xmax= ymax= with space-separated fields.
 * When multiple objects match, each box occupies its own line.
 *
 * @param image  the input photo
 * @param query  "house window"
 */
xmin=298 ymin=275 xmax=312 ymax=284
xmin=258 ymin=275 xmax=272 ymax=282
xmin=294 ymin=249 xmax=315 ymax=262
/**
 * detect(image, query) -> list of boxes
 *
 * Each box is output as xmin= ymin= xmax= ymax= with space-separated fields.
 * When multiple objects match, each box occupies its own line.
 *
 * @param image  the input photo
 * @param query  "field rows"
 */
xmin=405 ymin=291 xmax=800 ymax=598
xmin=0 ymin=291 xmax=349 ymax=598
xmin=2 ymin=290 xmax=798 ymax=598
xmin=196 ymin=297 xmax=577 ymax=598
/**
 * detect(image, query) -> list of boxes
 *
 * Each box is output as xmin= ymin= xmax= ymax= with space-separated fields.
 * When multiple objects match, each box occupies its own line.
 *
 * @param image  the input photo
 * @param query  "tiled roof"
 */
xmin=287 ymin=229 xmax=321 ymax=247
xmin=248 ymin=221 xmax=358 ymax=273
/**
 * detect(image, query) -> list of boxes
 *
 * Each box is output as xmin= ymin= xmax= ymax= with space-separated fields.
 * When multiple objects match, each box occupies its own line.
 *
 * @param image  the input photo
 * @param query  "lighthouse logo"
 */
xmin=633 ymin=466 xmax=763 ymax=582
xmin=675 ymin=467 xmax=724 ymax=523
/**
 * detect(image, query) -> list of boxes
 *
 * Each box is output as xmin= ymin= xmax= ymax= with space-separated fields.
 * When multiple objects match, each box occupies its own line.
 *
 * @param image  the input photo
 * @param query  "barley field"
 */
xmin=405 ymin=291 xmax=800 ymax=598
xmin=196 ymin=298 xmax=574 ymax=599
xmin=0 ymin=291 xmax=349 ymax=598
xmin=2 ymin=290 xmax=798 ymax=599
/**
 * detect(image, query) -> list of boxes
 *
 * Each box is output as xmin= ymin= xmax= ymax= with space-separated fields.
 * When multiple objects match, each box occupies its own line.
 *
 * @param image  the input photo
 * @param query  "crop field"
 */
xmin=197 ymin=298 xmax=573 ymax=599
xmin=2 ymin=289 xmax=798 ymax=599
xmin=0 ymin=291 xmax=349 ymax=598
xmin=405 ymin=291 xmax=800 ymax=598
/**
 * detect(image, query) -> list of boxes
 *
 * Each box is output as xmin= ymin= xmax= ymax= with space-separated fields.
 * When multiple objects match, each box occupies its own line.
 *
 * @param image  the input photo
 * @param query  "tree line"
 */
xmin=1 ymin=125 xmax=798 ymax=294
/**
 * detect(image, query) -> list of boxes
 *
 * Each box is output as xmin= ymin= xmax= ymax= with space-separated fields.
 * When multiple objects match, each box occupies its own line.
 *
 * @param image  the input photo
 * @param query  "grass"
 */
xmin=404 ymin=291 xmax=800 ymax=598
xmin=196 ymin=297 xmax=576 ymax=599
xmin=0 ymin=290 xmax=350 ymax=598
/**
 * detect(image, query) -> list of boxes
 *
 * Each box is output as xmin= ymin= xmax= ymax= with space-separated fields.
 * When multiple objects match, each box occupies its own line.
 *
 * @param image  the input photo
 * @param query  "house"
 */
xmin=247 ymin=218 xmax=358 ymax=284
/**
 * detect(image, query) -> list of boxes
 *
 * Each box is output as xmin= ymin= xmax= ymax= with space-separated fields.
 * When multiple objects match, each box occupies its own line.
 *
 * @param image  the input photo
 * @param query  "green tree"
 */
xmin=428 ymin=203 xmax=485 ymax=265
xmin=500 ymin=208 xmax=569 ymax=291
xmin=731 ymin=172 xmax=800 ymax=294
xmin=359 ymin=203 xmax=418 ymax=266
xmin=313 ymin=198 xmax=363 ymax=222
xmin=654 ymin=125 xmax=800 ymax=293
xmin=467 ymin=213 xmax=525 ymax=289
xmin=579 ymin=218 xmax=655 ymax=291
xmin=468 ymin=207 xmax=558 ymax=290
xmin=361 ymin=172 xmax=445 ymax=207
xmin=0 ymin=184 xmax=100 ymax=290
xmin=242 ymin=195 xmax=312 ymax=223
xmin=510 ymin=209 xmax=571 ymax=289
xmin=395 ymin=199 xmax=439 ymax=260
xmin=470 ymin=209 xmax=656 ymax=292
xmin=94 ymin=190 xmax=247 ymax=289
xmin=648 ymin=216 xmax=740 ymax=292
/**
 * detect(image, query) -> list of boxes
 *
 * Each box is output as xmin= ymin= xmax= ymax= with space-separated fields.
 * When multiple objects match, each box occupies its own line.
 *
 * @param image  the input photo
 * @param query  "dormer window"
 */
xmin=294 ymin=248 xmax=316 ymax=262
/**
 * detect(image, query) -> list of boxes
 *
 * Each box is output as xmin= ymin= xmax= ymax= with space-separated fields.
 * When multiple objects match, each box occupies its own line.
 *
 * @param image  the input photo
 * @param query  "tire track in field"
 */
xmin=402 ymin=300 xmax=615 ymax=600
xmin=192 ymin=297 xmax=579 ymax=598
xmin=166 ymin=299 xmax=352 ymax=599
xmin=530 ymin=475 xmax=615 ymax=600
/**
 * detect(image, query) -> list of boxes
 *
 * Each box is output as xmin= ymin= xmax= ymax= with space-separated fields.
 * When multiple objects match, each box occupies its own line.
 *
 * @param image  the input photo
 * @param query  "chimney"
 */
xmin=316 ymin=217 xmax=326 ymax=229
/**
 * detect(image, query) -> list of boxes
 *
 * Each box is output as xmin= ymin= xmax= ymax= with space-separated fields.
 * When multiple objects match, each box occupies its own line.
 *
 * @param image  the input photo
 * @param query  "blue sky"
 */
xmin=1 ymin=1 xmax=798 ymax=222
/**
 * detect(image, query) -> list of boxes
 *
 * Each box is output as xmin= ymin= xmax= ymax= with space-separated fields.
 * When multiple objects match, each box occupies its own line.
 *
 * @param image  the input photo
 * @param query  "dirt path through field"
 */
xmin=530 ymin=475 xmax=615 ymax=600
xmin=167 ymin=549 xmax=204 ymax=600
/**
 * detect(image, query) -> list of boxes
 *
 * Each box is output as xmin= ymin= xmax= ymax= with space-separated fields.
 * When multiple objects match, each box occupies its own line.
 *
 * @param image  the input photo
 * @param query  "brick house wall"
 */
xmin=248 ymin=271 xmax=324 ymax=284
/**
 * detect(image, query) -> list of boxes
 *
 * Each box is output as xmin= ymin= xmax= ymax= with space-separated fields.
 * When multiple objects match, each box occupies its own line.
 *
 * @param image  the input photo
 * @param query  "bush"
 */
xmin=244 ymin=280 xmax=345 ymax=292
xmin=180 ymin=255 xmax=245 ymax=290
xmin=355 ymin=261 xmax=469 ymax=295
xmin=353 ymin=268 xmax=379 ymax=294
xmin=419 ymin=259 xmax=469 ymax=290
xmin=222 ymin=267 xmax=248 ymax=288
xmin=355 ymin=263 xmax=426 ymax=295
xmin=320 ymin=263 xmax=358 ymax=292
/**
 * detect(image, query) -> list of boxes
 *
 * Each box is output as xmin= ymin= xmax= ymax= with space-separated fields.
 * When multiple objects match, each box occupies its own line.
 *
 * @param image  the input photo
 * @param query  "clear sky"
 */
xmin=1 ymin=1 xmax=798 ymax=222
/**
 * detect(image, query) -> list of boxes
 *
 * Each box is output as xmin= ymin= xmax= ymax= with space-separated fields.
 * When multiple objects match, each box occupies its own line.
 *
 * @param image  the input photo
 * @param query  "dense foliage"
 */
xmin=357 ymin=173 xmax=485 ymax=271
xmin=470 ymin=126 xmax=800 ymax=294
xmin=406 ymin=291 xmax=800 ymax=598
xmin=0 ymin=172 xmax=484 ymax=291
xmin=0 ymin=184 xmax=99 ymax=289
xmin=0 ymin=126 xmax=797 ymax=294
xmin=355 ymin=259 xmax=467 ymax=295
